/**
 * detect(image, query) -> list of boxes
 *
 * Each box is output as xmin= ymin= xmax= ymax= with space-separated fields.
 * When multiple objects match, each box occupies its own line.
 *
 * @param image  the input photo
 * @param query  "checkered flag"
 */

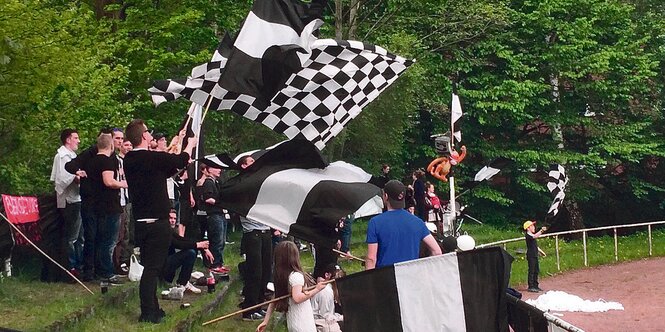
xmin=148 ymin=0 xmax=413 ymax=150
xmin=149 ymin=33 xmax=233 ymax=106
xmin=546 ymin=164 xmax=568 ymax=217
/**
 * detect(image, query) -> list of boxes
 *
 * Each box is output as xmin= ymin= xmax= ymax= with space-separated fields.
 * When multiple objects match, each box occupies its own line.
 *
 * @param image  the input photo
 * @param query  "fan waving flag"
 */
xmin=546 ymin=164 xmax=568 ymax=217
xmin=149 ymin=0 xmax=413 ymax=150
xmin=337 ymin=247 xmax=511 ymax=332
xmin=217 ymin=139 xmax=383 ymax=246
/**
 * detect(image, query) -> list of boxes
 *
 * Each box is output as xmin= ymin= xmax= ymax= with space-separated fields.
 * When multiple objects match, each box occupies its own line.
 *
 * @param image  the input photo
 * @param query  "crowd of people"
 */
xmin=51 ymin=121 xmax=456 ymax=330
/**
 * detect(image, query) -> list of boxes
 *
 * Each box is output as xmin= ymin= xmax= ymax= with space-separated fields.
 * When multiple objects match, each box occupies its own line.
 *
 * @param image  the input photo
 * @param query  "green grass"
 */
xmin=2 ymin=221 xmax=665 ymax=331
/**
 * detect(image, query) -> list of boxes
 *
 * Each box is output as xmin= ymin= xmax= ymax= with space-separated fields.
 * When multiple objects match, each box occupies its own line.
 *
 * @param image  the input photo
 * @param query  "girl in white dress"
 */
xmin=257 ymin=241 xmax=326 ymax=332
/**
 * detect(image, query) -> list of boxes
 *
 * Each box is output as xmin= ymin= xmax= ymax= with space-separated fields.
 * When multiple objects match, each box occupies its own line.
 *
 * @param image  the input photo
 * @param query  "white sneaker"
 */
xmin=184 ymin=281 xmax=202 ymax=294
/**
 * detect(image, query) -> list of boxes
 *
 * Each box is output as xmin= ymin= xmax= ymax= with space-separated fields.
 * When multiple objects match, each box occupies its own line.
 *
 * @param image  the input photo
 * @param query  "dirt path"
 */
xmin=519 ymin=257 xmax=665 ymax=332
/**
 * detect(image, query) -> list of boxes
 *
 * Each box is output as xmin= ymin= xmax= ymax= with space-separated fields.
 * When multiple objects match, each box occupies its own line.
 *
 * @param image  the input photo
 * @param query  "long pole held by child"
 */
xmin=202 ymin=279 xmax=336 ymax=326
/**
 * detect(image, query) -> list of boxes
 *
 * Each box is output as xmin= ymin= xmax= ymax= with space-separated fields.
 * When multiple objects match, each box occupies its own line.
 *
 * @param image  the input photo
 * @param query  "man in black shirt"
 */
xmin=201 ymin=162 xmax=229 ymax=274
xmin=65 ymin=128 xmax=113 ymax=281
xmin=88 ymin=134 xmax=127 ymax=284
xmin=123 ymin=119 xmax=196 ymax=324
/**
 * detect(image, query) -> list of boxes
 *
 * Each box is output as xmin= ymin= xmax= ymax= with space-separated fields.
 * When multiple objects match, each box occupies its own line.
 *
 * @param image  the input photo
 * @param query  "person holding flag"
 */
xmin=523 ymin=220 xmax=547 ymax=293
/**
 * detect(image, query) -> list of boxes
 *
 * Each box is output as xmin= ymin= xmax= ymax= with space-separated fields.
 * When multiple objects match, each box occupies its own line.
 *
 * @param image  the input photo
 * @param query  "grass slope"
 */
xmin=2 ymin=220 xmax=663 ymax=331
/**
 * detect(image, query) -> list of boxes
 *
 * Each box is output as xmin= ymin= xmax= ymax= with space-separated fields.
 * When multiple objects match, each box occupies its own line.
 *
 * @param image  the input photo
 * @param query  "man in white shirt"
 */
xmin=50 ymin=128 xmax=83 ymax=274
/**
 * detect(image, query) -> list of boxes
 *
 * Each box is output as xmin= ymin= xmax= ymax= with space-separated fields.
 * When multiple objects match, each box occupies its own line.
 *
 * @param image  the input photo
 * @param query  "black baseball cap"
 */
xmin=384 ymin=180 xmax=406 ymax=209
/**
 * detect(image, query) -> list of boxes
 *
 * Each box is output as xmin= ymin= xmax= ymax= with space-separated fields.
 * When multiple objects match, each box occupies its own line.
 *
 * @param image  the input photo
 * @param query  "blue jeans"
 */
xmin=340 ymin=216 xmax=354 ymax=253
xmin=81 ymin=201 xmax=97 ymax=277
xmin=163 ymin=249 xmax=197 ymax=286
xmin=94 ymin=212 xmax=120 ymax=278
xmin=62 ymin=202 xmax=83 ymax=270
xmin=207 ymin=214 xmax=227 ymax=267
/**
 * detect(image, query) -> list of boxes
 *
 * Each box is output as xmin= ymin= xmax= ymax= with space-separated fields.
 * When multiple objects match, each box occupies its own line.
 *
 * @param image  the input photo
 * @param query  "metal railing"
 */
xmin=476 ymin=220 xmax=665 ymax=270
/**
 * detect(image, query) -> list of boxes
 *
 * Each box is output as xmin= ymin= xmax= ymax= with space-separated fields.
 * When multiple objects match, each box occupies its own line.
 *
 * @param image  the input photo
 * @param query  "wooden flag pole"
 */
xmin=202 ymin=279 xmax=336 ymax=326
xmin=0 ymin=212 xmax=95 ymax=295
xmin=200 ymin=94 xmax=215 ymax=124
xmin=332 ymin=248 xmax=364 ymax=263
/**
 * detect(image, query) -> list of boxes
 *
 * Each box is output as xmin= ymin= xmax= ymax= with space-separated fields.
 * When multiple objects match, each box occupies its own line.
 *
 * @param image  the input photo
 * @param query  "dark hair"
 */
xmin=125 ymin=119 xmax=146 ymax=146
xmin=273 ymin=241 xmax=313 ymax=312
xmin=382 ymin=164 xmax=390 ymax=169
xmin=313 ymin=263 xmax=338 ymax=280
xmin=60 ymin=129 xmax=77 ymax=145
xmin=425 ymin=181 xmax=434 ymax=189
xmin=414 ymin=169 xmax=426 ymax=179
xmin=238 ymin=155 xmax=253 ymax=168
xmin=112 ymin=127 xmax=123 ymax=133
xmin=99 ymin=127 xmax=113 ymax=136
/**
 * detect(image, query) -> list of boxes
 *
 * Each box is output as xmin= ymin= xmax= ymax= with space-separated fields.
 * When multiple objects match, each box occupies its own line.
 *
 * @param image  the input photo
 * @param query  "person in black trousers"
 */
xmin=237 ymin=155 xmax=273 ymax=321
xmin=524 ymin=220 xmax=546 ymax=293
xmin=123 ymin=119 xmax=196 ymax=324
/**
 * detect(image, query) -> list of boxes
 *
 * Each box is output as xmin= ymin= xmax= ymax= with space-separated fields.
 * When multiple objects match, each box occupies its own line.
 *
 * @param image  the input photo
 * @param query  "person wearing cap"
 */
xmin=200 ymin=160 xmax=229 ymax=275
xmin=149 ymin=132 xmax=166 ymax=151
xmin=524 ymin=220 xmax=547 ymax=292
xmin=366 ymin=180 xmax=442 ymax=270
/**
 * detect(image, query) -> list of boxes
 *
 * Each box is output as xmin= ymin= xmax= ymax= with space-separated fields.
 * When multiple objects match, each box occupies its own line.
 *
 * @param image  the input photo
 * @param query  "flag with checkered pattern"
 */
xmin=546 ymin=164 xmax=568 ymax=217
xmin=148 ymin=0 xmax=412 ymax=150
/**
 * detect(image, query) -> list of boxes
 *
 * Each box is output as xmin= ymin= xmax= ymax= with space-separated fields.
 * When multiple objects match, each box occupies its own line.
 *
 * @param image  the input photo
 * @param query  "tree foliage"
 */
xmin=1 ymin=0 xmax=663 ymax=227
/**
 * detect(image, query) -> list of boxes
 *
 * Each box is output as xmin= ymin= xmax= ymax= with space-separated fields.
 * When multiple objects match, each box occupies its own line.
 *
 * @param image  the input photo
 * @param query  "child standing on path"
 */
xmin=257 ymin=241 xmax=326 ymax=332
xmin=524 ymin=220 xmax=547 ymax=292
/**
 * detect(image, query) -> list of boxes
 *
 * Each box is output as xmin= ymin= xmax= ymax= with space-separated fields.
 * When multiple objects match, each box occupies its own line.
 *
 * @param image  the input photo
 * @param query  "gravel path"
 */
xmin=519 ymin=257 xmax=665 ymax=332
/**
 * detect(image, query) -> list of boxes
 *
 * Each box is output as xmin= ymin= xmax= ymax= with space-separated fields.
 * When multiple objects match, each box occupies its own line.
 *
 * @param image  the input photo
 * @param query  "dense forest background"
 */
xmin=1 ymin=0 xmax=663 ymax=229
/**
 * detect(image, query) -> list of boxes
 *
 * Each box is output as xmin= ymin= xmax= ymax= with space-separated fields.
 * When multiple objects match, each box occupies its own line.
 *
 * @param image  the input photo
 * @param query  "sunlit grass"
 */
xmin=2 ymin=221 xmax=664 ymax=331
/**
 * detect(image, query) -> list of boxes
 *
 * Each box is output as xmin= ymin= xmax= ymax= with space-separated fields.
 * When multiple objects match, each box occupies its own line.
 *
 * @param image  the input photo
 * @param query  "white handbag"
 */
xmin=128 ymin=254 xmax=144 ymax=282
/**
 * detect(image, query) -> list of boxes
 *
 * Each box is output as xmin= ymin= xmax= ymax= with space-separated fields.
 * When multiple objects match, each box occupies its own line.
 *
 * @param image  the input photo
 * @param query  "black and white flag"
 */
xmin=217 ymin=139 xmax=383 ymax=246
xmin=473 ymin=157 xmax=512 ymax=182
xmin=199 ymin=140 xmax=290 ymax=171
xmin=451 ymin=92 xmax=463 ymax=144
xmin=149 ymin=0 xmax=413 ymax=150
xmin=337 ymin=247 xmax=510 ymax=332
xmin=150 ymin=33 xmax=234 ymax=106
xmin=546 ymin=164 xmax=568 ymax=217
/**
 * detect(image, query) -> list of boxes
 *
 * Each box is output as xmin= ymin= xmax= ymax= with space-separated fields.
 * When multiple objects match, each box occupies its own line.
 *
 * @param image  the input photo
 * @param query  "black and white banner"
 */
xmin=337 ymin=247 xmax=510 ymax=332
xmin=218 ymin=139 xmax=382 ymax=246
xmin=149 ymin=0 xmax=412 ymax=150
xmin=546 ymin=164 xmax=568 ymax=217
xmin=451 ymin=93 xmax=463 ymax=144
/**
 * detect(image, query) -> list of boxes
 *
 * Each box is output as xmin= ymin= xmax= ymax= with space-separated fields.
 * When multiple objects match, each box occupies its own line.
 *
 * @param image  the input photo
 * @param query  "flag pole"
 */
xmin=202 ymin=279 xmax=336 ymax=326
xmin=0 ymin=212 xmax=95 ymax=295
xmin=448 ymin=106 xmax=457 ymax=232
xmin=200 ymin=94 xmax=215 ymax=124
xmin=332 ymin=248 xmax=364 ymax=263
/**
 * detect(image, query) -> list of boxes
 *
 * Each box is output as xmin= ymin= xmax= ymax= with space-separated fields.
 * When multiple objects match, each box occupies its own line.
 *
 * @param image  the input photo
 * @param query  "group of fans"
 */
xmin=51 ymin=120 xmax=483 ymax=332
xmin=50 ymin=123 xmax=354 ymax=328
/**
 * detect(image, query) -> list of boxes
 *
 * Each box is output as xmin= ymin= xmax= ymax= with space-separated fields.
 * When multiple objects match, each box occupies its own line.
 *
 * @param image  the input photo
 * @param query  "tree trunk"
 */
xmin=348 ymin=0 xmax=359 ymax=39
xmin=547 ymin=32 xmax=585 ymax=231
xmin=334 ymin=0 xmax=343 ymax=40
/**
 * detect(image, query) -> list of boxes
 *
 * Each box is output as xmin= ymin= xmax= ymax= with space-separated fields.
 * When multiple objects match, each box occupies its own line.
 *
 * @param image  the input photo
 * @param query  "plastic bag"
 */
xmin=128 ymin=254 xmax=143 ymax=282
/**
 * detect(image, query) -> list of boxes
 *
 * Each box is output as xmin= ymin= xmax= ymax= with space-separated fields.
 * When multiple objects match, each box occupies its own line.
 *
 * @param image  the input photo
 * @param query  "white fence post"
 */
xmin=614 ymin=228 xmax=618 ymax=262
xmin=554 ymin=235 xmax=561 ymax=271
xmin=648 ymin=225 xmax=653 ymax=256
xmin=583 ymin=231 xmax=588 ymax=267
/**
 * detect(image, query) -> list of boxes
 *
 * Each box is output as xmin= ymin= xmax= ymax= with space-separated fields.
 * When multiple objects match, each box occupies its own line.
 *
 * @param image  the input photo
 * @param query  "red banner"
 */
xmin=2 ymin=194 xmax=40 ymax=224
